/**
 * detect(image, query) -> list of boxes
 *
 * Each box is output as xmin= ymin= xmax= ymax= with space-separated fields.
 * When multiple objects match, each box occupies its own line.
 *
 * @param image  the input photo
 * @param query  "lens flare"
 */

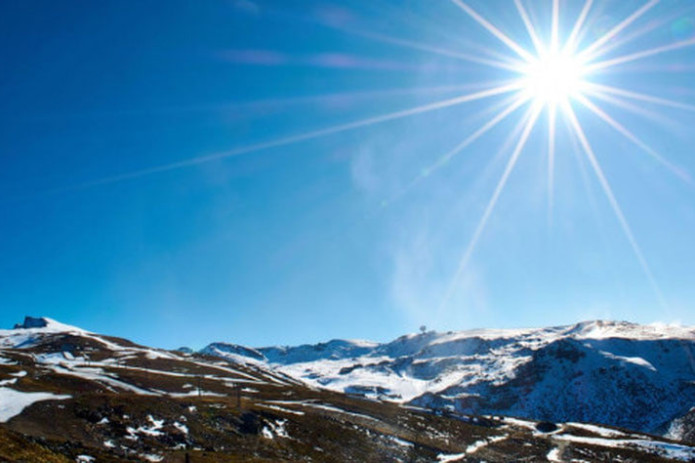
xmin=441 ymin=0 xmax=695 ymax=312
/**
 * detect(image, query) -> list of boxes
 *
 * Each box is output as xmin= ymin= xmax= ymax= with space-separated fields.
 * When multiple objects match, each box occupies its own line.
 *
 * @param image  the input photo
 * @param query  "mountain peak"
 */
xmin=13 ymin=316 xmax=49 ymax=329
xmin=11 ymin=316 xmax=84 ymax=333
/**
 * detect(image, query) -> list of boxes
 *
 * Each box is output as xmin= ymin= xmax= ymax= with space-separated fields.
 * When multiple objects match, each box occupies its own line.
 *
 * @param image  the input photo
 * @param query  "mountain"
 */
xmin=202 ymin=320 xmax=695 ymax=442
xmin=1 ymin=316 xmax=694 ymax=462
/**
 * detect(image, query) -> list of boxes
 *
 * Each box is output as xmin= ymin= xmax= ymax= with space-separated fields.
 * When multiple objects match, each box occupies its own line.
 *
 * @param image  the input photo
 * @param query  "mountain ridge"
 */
xmin=200 ymin=319 xmax=695 ymax=441
xmin=2 ymin=315 xmax=695 ymax=461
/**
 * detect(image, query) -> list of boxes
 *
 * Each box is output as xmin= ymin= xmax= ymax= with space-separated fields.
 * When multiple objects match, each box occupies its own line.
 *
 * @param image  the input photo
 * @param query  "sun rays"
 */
xmin=18 ymin=1 xmax=695 ymax=311
xmin=436 ymin=0 xmax=694 ymax=311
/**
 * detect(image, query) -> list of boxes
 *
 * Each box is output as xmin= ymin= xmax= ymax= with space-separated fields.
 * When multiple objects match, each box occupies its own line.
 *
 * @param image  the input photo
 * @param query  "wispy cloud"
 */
xmin=389 ymin=226 xmax=490 ymax=330
xmin=217 ymin=49 xmax=467 ymax=72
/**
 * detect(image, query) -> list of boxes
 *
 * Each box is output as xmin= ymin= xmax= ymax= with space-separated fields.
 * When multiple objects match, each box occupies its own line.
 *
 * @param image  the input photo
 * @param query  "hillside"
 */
xmin=1 ymin=317 xmax=694 ymax=462
xmin=203 ymin=320 xmax=695 ymax=442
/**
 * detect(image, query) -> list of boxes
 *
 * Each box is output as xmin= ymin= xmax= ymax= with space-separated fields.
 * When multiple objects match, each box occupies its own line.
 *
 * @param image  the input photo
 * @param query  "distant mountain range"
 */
xmin=202 ymin=320 xmax=695 ymax=441
xmin=1 ymin=316 xmax=695 ymax=462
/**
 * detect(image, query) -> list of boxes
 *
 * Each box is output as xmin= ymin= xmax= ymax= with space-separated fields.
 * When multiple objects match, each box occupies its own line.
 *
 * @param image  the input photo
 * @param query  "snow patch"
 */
xmin=126 ymin=415 xmax=165 ymax=439
xmin=598 ymin=351 xmax=657 ymax=372
xmin=465 ymin=434 xmax=508 ymax=454
xmin=173 ymin=421 xmax=189 ymax=434
xmin=567 ymin=422 xmax=627 ymax=438
xmin=547 ymin=448 xmax=562 ymax=462
xmin=389 ymin=436 xmax=414 ymax=447
xmin=262 ymin=419 xmax=289 ymax=439
xmin=553 ymin=433 xmax=695 ymax=461
xmin=257 ymin=403 xmax=306 ymax=416
xmin=140 ymin=454 xmax=164 ymax=462
xmin=437 ymin=452 xmax=466 ymax=462
xmin=0 ymin=387 xmax=70 ymax=422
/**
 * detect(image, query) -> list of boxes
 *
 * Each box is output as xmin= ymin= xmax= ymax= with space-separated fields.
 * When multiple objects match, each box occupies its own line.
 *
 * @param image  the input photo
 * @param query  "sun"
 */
xmin=520 ymin=50 xmax=588 ymax=106
xmin=432 ymin=0 xmax=695 ymax=312
xmin=64 ymin=0 xmax=692 ymax=312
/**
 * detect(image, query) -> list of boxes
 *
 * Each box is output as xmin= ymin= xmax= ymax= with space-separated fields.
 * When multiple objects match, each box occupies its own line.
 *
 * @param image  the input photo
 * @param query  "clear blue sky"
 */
xmin=1 ymin=0 xmax=694 ymax=349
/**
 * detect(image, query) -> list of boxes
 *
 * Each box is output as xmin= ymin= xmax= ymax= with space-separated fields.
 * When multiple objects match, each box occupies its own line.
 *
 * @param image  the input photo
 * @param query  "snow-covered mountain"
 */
xmin=8 ymin=316 xmax=695 ymax=461
xmin=203 ymin=320 xmax=695 ymax=440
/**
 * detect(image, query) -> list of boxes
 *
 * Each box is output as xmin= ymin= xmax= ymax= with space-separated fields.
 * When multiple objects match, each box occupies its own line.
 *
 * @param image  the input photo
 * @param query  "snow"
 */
xmin=598 ymin=351 xmax=657 ymax=372
xmin=25 ymin=348 xmax=243 ymax=399
xmin=4 ymin=315 xmax=695 ymax=454
xmin=552 ymin=433 xmax=695 ymax=461
xmin=436 ymin=452 xmax=466 ymax=462
xmin=140 ymin=454 xmax=164 ymax=462
xmin=666 ymin=408 xmax=694 ymax=441
xmin=126 ymin=415 xmax=165 ymax=439
xmin=465 ymin=440 xmax=488 ymax=454
xmin=0 ymin=318 xmax=88 ymax=349
xmin=547 ymin=448 xmax=562 ymax=462
xmin=139 ymin=348 xmax=180 ymax=361
xmin=270 ymin=419 xmax=289 ymax=438
xmin=167 ymin=390 xmax=225 ymax=398
xmin=257 ymin=403 xmax=306 ymax=416
xmin=200 ymin=319 xmax=695 ymax=438
xmin=389 ymin=436 xmax=414 ymax=447
xmin=576 ymin=321 xmax=695 ymax=340
xmin=465 ymin=434 xmax=508 ymax=454
xmin=188 ymin=359 xmax=261 ymax=382
xmin=125 ymin=428 xmax=139 ymax=441
xmin=260 ymin=419 xmax=289 ymax=440
xmin=47 ymin=363 xmax=157 ymax=395
xmin=303 ymin=403 xmax=380 ymax=423
xmin=0 ymin=319 xmax=267 ymax=405
xmin=501 ymin=417 xmax=540 ymax=431
xmin=37 ymin=352 xmax=85 ymax=365
xmin=75 ymin=456 xmax=95 ymax=463
xmin=567 ymin=422 xmax=627 ymax=438
xmin=0 ymin=387 xmax=70 ymax=422
xmin=173 ymin=421 xmax=189 ymax=434
xmin=261 ymin=426 xmax=273 ymax=439
xmin=137 ymin=415 xmax=164 ymax=436
xmin=148 ymin=415 xmax=164 ymax=429
xmin=217 ymin=324 xmax=554 ymax=403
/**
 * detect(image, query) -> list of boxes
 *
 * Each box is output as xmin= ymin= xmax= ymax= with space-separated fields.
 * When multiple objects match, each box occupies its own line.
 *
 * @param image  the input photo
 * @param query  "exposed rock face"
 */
xmin=13 ymin=316 xmax=48 ymax=330
xmin=668 ymin=407 xmax=695 ymax=444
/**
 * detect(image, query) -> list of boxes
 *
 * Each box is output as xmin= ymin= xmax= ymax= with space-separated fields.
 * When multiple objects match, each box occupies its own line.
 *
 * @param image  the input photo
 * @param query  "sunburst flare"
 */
xmin=437 ymin=0 xmax=695 ymax=311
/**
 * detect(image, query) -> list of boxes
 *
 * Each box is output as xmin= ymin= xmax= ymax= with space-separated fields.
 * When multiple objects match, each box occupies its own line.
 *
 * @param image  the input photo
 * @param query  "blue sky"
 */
xmin=1 ymin=0 xmax=695 ymax=349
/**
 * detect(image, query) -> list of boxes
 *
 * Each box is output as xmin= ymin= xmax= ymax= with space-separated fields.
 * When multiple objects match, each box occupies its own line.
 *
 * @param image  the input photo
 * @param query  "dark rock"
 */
xmin=239 ymin=412 xmax=261 ymax=434
xmin=536 ymin=421 xmax=558 ymax=433
xmin=14 ymin=316 xmax=48 ymax=329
